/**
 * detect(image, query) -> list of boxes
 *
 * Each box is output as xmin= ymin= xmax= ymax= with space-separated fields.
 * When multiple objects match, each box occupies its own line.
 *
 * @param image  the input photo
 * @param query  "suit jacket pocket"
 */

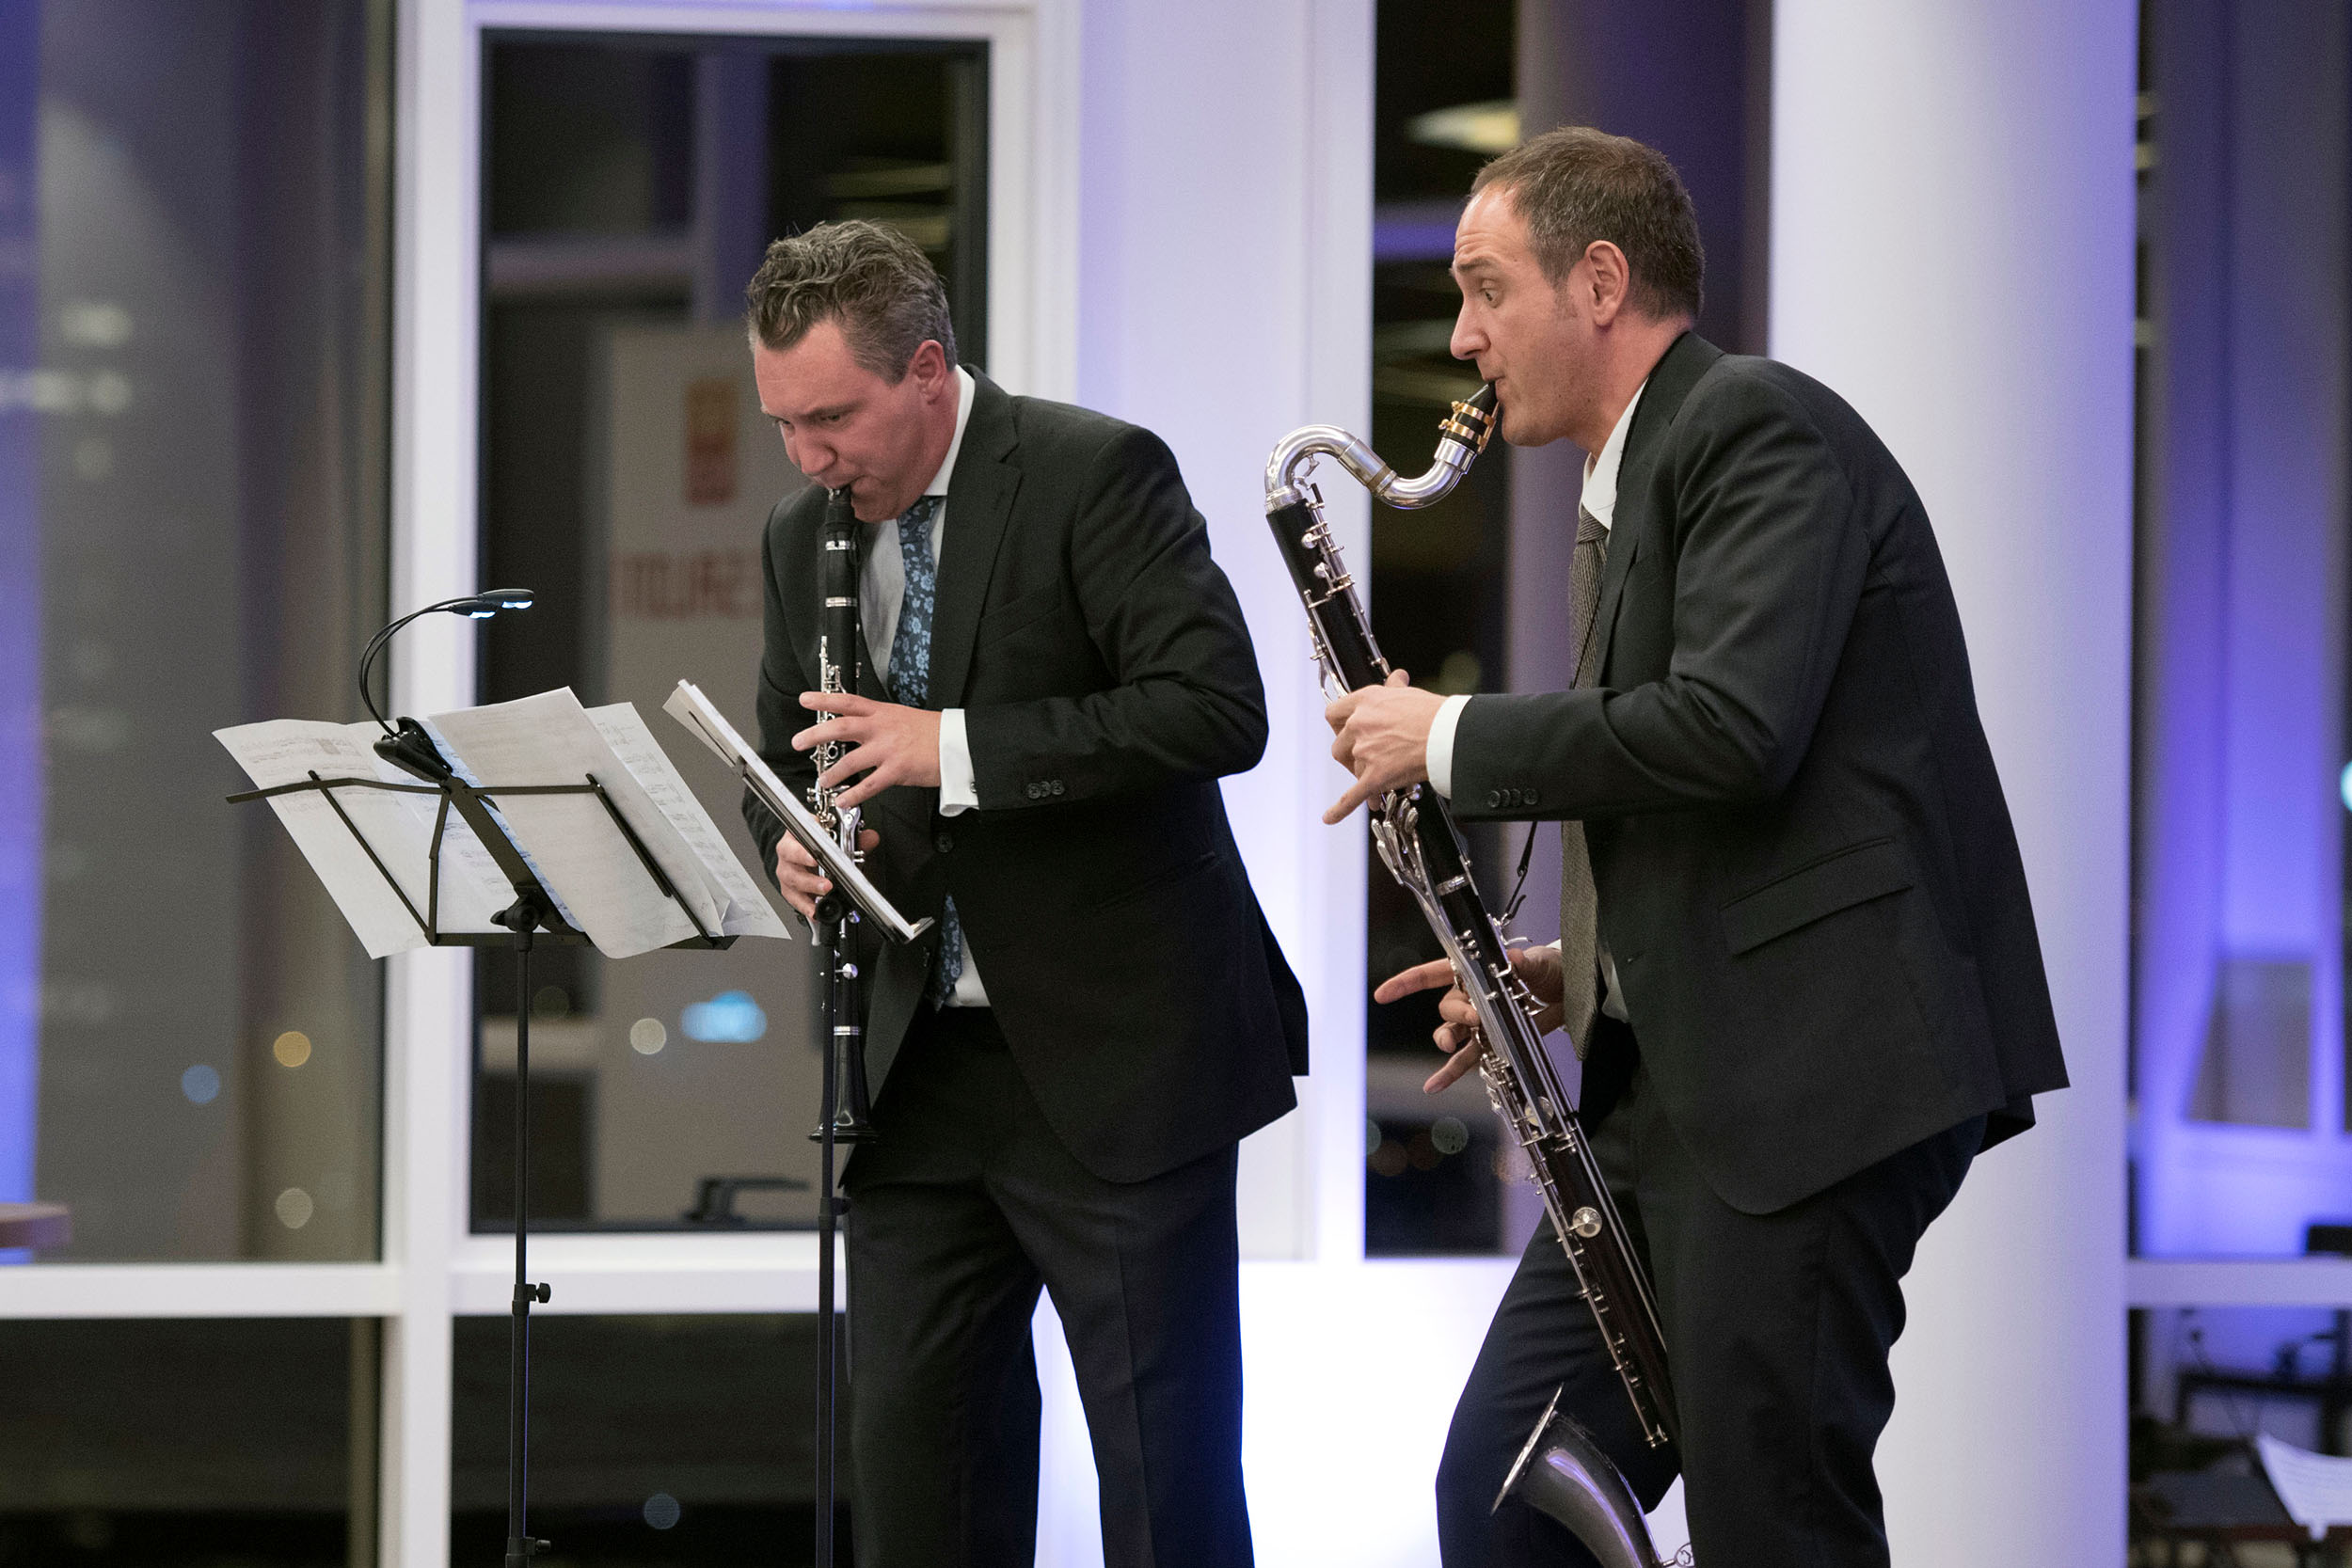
xmin=1720 ymin=837 xmax=1914 ymax=955
xmin=1092 ymin=848 xmax=1221 ymax=913
xmin=977 ymin=581 xmax=1068 ymax=647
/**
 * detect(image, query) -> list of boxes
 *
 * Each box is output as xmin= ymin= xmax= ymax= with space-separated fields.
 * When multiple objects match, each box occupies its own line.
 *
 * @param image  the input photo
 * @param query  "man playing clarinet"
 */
xmin=741 ymin=219 xmax=1306 ymax=1568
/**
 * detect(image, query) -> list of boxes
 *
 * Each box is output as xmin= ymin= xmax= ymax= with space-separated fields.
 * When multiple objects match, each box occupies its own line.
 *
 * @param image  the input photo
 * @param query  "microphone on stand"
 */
xmin=356 ymin=589 xmax=536 ymax=782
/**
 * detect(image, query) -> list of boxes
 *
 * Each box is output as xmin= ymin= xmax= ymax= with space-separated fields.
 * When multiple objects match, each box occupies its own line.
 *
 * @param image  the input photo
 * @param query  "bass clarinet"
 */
xmin=1263 ymin=387 xmax=1688 ymax=1568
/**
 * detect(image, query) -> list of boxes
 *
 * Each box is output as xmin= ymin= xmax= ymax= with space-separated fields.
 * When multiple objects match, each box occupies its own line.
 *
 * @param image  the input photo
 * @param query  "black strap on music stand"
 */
xmin=230 ymin=768 xmax=733 ymax=1566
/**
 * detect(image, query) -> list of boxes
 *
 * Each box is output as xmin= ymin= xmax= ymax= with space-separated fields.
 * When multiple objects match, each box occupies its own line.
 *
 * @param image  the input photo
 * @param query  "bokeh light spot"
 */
xmin=273 ymin=1030 xmax=312 ymax=1068
xmin=181 ymin=1064 xmax=220 ymax=1104
xmin=629 ymin=1018 xmax=668 ymax=1054
xmin=275 ymin=1188 xmax=314 ymax=1229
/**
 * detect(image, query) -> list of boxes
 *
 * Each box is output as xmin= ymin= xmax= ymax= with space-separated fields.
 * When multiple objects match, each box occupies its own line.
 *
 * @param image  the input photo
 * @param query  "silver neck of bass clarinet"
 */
xmin=1263 ymin=383 xmax=1498 ymax=511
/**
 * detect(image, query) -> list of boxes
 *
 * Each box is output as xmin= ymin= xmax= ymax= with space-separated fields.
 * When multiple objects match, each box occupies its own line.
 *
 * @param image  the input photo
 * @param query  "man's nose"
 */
xmin=1450 ymin=310 xmax=1484 ymax=363
xmin=788 ymin=435 xmax=832 ymax=481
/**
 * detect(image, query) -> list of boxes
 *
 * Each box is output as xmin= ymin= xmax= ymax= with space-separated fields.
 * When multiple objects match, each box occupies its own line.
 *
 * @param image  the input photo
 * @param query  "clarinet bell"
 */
xmin=808 ymin=1013 xmax=880 ymax=1145
xmin=834 ymin=1035 xmax=879 ymax=1142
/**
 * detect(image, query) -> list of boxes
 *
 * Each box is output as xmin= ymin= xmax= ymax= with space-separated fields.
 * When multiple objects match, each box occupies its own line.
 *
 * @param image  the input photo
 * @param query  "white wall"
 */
xmin=1073 ymin=0 xmax=1372 ymax=1269
xmin=1772 ymin=5 xmax=2134 ymax=1565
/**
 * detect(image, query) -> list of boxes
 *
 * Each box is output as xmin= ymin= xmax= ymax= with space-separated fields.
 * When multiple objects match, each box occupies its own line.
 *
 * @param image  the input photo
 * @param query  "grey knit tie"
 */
xmin=1558 ymin=505 xmax=1608 ymax=1057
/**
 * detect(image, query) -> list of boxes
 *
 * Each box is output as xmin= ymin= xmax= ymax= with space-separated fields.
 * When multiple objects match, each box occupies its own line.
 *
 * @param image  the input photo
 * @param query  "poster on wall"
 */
xmin=584 ymin=322 xmax=818 ymax=1224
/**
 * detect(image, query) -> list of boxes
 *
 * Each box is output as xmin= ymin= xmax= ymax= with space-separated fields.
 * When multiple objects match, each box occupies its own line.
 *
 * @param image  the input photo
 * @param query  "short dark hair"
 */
xmin=1472 ymin=127 xmax=1703 ymax=323
xmin=744 ymin=219 xmax=959 ymax=379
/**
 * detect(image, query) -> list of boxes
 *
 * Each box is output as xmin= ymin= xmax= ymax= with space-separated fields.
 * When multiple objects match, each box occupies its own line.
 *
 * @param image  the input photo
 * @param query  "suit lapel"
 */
xmin=1591 ymin=331 xmax=1723 ymax=680
xmin=927 ymin=372 xmax=1023 ymax=710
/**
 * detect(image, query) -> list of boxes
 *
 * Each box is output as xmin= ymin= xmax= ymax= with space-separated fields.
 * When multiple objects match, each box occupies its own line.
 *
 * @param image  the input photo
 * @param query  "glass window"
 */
xmin=472 ymin=35 xmax=988 ymax=1231
xmin=5 ymin=0 xmax=392 ymax=1262
xmin=451 ymin=1313 xmax=837 ymax=1560
xmin=1361 ymin=0 xmax=1521 ymax=1260
xmin=2132 ymin=0 xmax=2352 ymax=1257
xmin=0 ymin=1318 xmax=377 ymax=1563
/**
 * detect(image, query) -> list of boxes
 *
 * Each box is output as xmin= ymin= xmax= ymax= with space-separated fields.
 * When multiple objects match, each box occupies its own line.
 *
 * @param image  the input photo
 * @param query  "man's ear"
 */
xmin=907 ymin=339 xmax=951 ymax=397
xmin=1583 ymin=240 xmax=1632 ymax=326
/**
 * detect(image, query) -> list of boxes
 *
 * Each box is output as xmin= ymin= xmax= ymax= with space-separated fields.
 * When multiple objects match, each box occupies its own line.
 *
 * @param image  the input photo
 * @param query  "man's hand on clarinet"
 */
xmin=1324 ymin=669 xmax=1446 ymax=824
xmin=1375 ymin=943 xmax=1566 ymax=1094
xmin=794 ymin=690 xmax=941 ymax=812
xmin=773 ymin=827 xmax=882 ymax=920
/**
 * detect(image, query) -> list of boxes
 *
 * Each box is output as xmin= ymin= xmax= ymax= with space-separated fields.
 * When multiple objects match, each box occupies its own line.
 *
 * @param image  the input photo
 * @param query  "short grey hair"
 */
xmin=1472 ymin=127 xmax=1704 ymax=323
xmin=744 ymin=219 xmax=959 ymax=380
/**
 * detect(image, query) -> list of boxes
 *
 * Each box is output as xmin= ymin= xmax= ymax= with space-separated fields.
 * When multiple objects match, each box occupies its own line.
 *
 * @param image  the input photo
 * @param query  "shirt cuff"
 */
xmin=938 ymin=708 xmax=977 ymax=815
xmin=1426 ymin=694 xmax=1472 ymax=799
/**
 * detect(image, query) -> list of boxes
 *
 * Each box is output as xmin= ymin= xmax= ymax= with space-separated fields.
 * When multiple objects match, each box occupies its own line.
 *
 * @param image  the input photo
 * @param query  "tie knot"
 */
xmin=1577 ymin=505 xmax=1606 ymax=547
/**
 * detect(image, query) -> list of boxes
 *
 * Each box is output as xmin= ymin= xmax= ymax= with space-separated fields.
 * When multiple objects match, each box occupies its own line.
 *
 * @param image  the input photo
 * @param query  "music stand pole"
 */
xmin=498 ymin=891 xmax=552 ymax=1568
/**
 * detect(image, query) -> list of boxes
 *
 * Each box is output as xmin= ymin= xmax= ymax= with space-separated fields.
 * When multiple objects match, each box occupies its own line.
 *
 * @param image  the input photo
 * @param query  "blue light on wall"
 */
xmin=181 ymin=1064 xmax=219 ymax=1105
xmin=0 ymin=0 xmax=43 ymax=1222
xmin=680 ymin=990 xmax=766 ymax=1044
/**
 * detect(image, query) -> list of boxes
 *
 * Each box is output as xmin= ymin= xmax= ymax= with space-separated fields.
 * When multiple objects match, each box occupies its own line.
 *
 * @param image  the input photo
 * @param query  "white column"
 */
xmin=381 ymin=1 xmax=477 ymax=1561
xmin=1772 ymin=6 xmax=2133 ymax=1565
xmin=1074 ymin=0 xmax=1370 ymax=1271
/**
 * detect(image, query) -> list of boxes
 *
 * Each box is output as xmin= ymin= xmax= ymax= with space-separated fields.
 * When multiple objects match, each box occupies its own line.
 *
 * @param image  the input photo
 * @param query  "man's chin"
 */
xmin=1499 ymin=408 xmax=1567 ymax=450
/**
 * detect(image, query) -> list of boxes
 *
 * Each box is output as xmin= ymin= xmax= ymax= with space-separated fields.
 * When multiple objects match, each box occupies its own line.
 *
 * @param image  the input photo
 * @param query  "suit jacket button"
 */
xmin=1486 ymin=789 xmax=1502 ymax=809
xmin=1050 ymin=780 xmax=1065 ymax=797
xmin=1025 ymin=783 xmax=1040 ymax=800
xmin=1526 ymin=788 xmax=1539 ymax=807
xmin=934 ymin=831 xmax=954 ymax=854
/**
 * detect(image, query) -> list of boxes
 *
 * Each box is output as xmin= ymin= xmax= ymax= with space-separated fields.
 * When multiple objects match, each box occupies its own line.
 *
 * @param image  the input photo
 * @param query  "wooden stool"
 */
xmin=0 ymin=1203 xmax=71 ymax=1250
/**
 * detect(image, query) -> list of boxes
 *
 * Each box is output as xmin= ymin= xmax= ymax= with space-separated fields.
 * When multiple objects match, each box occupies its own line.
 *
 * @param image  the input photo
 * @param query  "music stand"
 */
xmin=230 ymin=755 xmax=733 ymax=1567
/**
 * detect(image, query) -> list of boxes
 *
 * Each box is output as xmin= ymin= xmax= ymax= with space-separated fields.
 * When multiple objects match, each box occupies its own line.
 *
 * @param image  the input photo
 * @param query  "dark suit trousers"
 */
xmin=1437 ymin=1022 xmax=1982 ymax=1568
xmin=842 ymin=1006 xmax=1251 ymax=1568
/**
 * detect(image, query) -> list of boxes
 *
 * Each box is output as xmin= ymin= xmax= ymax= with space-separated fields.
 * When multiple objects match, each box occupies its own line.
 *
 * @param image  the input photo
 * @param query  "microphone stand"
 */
xmin=660 ymin=676 xmax=930 ymax=1568
xmin=810 ymin=882 xmax=851 ymax=1568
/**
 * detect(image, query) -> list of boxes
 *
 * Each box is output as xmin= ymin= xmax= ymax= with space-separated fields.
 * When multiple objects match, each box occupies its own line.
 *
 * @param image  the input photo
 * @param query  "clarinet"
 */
xmin=1263 ymin=388 xmax=1688 ymax=1568
xmin=811 ymin=486 xmax=876 ymax=1142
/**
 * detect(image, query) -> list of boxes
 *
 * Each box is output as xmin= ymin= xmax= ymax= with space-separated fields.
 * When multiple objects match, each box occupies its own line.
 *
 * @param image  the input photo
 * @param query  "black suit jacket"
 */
xmin=747 ymin=372 xmax=1309 ymax=1184
xmin=1453 ymin=333 xmax=2066 ymax=1214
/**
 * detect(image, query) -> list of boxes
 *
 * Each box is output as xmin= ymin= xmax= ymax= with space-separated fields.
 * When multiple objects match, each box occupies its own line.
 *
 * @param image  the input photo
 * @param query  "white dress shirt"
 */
xmin=1424 ymin=381 xmax=1646 ymax=1022
xmin=857 ymin=364 xmax=989 ymax=1005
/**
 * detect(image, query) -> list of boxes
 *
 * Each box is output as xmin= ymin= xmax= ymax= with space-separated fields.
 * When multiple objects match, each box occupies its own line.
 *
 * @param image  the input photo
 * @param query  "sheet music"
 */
xmin=661 ymin=680 xmax=931 ymax=944
xmin=214 ymin=719 xmax=511 ymax=958
xmin=426 ymin=689 xmax=723 ymax=959
xmin=587 ymin=702 xmax=790 ymax=940
xmin=2259 ymin=1434 xmax=2352 ymax=1540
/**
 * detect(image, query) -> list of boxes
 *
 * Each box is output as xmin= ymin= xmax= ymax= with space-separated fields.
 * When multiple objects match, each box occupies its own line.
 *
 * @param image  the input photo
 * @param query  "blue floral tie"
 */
xmin=885 ymin=497 xmax=963 ymax=1004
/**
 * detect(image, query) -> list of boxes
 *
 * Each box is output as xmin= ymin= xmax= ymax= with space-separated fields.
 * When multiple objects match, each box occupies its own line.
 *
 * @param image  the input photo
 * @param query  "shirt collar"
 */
xmin=1579 ymin=379 xmax=1647 ymax=531
xmin=922 ymin=366 xmax=978 ymax=499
